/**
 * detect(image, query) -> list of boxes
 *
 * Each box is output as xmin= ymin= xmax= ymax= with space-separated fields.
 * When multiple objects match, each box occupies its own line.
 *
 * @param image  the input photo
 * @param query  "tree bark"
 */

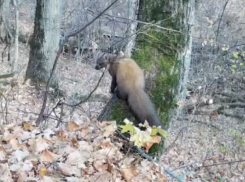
xmin=12 ymin=0 xmax=19 ymax=72
xmin=0 ymin=0 xmax=11 ymax=42
xmin=26 ymin=0 xmax=62 ymax=85
xmin=123 ymin=0 xmax=139 ymax=57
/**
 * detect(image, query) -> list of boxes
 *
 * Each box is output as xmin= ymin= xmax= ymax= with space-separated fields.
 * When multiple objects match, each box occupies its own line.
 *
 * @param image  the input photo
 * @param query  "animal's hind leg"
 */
xmin=115 ymin=88 xmax=131 ymax=111
xmin=115 ymin=88 xmax=127 ymax=100
xmin=110 ymin=76 xmax=117 ymax=94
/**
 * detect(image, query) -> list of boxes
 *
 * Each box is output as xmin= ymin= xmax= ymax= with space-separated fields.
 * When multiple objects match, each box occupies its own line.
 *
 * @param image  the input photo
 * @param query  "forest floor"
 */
xmin=1 ymin=44 xmax=168 ymax=181
xmin=1 ymin=42 xmax=245 ymax=182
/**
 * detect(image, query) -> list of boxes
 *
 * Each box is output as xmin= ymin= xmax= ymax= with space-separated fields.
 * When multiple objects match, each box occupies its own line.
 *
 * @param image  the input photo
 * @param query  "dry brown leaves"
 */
xmin=0 ymin=119 xmax=166 ymax=182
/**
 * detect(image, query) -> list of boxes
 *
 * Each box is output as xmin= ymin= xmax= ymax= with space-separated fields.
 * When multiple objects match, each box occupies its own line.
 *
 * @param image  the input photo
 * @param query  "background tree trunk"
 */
xmin=26 ymin=0 xmax=62 ymax=85
xmin=12 ymin=0 xmax=19 ymax=72
xmin=123 ymin=0 xmax=139 ymax=57
xmin=0 ymin=0 xmax=11 ymax=42
xmin=98 ymin=0 xmax=195 ymax=131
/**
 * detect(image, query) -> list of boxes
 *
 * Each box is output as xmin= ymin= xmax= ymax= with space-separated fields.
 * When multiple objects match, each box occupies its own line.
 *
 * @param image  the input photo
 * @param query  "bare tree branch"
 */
xmin=86 ymin=8 xmax=183 ymax=34
xmin=215 ymin=0 xmax=229 ymax=43
xmin=62 ymin=70 xmax=106 ymax=107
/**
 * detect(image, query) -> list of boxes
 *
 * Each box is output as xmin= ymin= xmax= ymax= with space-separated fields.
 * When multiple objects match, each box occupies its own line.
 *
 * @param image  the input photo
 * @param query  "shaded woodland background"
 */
xmin=0 ymin=0 xmax=245 ymax=181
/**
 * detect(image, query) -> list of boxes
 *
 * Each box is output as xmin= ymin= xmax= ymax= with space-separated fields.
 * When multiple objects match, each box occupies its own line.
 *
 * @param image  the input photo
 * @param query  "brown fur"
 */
xmin=95 ymin=52 xmax=162 ymax=127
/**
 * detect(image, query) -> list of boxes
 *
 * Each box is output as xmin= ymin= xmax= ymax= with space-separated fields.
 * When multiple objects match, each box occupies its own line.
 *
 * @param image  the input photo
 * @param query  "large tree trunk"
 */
xmin=26 ymin=0 xmax=62 ymax=85
xmin=98 ymin=0 xmax=195 ymax=132
xmin=0 ymin=0 xmax=11 ymax=42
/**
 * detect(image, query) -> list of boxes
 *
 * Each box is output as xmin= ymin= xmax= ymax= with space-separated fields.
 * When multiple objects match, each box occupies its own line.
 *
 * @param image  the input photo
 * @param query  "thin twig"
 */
xmin=61 ymin=71 xmax=106 ymax=107
xmin=202 ymin=159 xmax=245 ymax=168
xmin=17 ymin=109 xmax=61 ymax=122
xmin=215 ymin=0 xmax=229 ymax=43
xmin=56 ymin=104 xmax=64 ymax=128
xmin=171 ymin=158 xmax=245 ymax=172
xmin=164 ymin=126 xmax=187 ymax=153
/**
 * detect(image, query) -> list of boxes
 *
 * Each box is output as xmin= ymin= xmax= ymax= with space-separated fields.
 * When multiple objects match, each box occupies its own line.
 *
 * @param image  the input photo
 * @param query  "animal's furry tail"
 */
xmin=128 ymin=88 xmax=162 ymax=127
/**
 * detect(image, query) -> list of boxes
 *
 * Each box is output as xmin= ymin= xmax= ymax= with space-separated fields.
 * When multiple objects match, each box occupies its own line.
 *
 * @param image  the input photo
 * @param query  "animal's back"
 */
xmin=114 ymin=58 xmax=145 ymax=94
xmin=109 ymin=56 xmax=162 ymax=127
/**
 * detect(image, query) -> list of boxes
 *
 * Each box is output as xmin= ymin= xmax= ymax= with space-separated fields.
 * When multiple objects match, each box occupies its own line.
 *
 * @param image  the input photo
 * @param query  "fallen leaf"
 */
xmin=0 ymin=163 xmax=12 ymax=181
xmin=83 ymin=164 xmax=95 ymax=175
xmin=12 ymin=126 xmax=23 ymax=135
xmin=78 ymin=141 xmax=93 ymax=152
xmin=22 ymin=122 xmax=34 ymax=131
xmin=143 ymin=135 xmax=162 ymax=152
xmin=42 ymin=176 xmax=55 ymax=182
xmin=94 ymin=147 xmax=123 ymax=161
xmin=9 ymin=138 xmax=19 ymax=150
xmin=71 ymin=137 xmax=79 ymax=149
xmin=67 ymin=122 xmax=80 ymax=132
xmin=93 ymin=160 xmax=108 ymax=171
xmin=35 ymin=138 xmax=53 ymax=153
xmin=65 ymin=177 xmax=81 ymax=182
xmin=43 ymin=129 xmax=55 ymax=140
xmin=2 ymin=132 xmax=19 ymax=142
xmin=0 ymin=147 xmax=7 ymax=160
xmin=9 ymin=163 xmax=22 ymax=172
xmin=39 ymin=166 xmax=46 ymax=178
xmin=102 ymin=121 xmax=117 ymax=137
xmin=99 ymin=121 xmax=114 ymax=127
xmin=56 ymin=130 xmax=68 ymax=141
xmin=120 ymin=124 xmax=135 ymax=135
xmin=107 ymin=162 xmax=113 ymax=173
xmin=100 ymin=140 xmax=111 ymax=148
xmin=58 ymin=162 xmax=82 ymax=177
xmin=13 ymin=150 xmax=30 ymax=162
xmin=155 ymin=172 xmax=167 ymax=182
xmin=88 ymin=171 xmax=113 ymax=182
xmin=40 ymin=150 xmax=59 ymax=163
xmin=80 ymin=129 xmax=89 ymax=138
xmin=67 ymin=150 xmax=90 ymax=168
xmin=17 ymin=171 xmax=28 ymax=182
xmin=19 ymin=131 xmax=32 ymax=141
xmin=57 ymin=145 xmax=76 ymax=156
xmin=21 ymin=160 xmax=33 ymax=172
xmin=121 ymin=167 xmax=138 ymax=182
xmin=130 ymin=128 xmax=152 ymax=148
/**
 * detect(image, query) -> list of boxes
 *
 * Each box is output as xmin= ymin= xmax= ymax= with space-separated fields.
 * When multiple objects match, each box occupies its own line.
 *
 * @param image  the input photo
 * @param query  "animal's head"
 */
xmin=94 ymin=52 xmax=111 ymax=70
xmin=94 ymin=51 xmax=125 ymax=70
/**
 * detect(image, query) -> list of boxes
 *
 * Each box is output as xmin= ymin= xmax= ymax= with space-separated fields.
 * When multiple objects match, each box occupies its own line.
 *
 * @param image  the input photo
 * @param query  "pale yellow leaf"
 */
xmin=40 ymin=166 xmax=46 ymax=178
